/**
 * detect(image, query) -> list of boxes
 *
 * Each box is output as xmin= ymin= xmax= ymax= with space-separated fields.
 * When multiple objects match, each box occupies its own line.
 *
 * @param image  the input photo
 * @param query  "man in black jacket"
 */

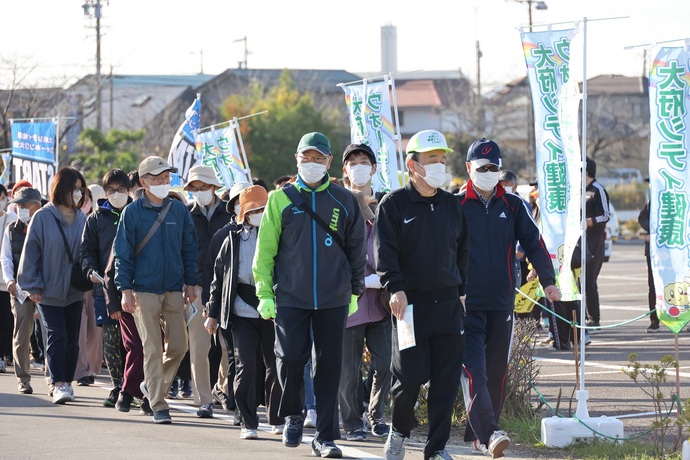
xmin=183 ymin=164 xmax=232 ymax=419
xmin=584 ymin=157 xmax=611 ymax=329
xmin=374 ymin=129 xmax=468 ymax=460
xmin=458 ymin=138 xmax=560 ymax=458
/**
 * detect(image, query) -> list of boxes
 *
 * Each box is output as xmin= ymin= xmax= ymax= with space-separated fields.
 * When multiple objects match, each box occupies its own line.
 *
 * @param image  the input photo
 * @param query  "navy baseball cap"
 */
xmin=342 ymin=143 xmax=377 ymax=164
xmin=467 ymin=138 xmax=502 ymax=166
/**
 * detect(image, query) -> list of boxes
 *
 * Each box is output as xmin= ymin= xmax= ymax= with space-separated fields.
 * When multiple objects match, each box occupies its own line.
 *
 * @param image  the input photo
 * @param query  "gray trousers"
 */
xmin=338 ymin=317 xmax=392 ymax=432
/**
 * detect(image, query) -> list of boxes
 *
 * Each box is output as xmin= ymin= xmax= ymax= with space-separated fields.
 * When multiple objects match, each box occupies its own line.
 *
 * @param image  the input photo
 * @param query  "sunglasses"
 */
xmin=476 ymin=164 xmax=500 ymax=173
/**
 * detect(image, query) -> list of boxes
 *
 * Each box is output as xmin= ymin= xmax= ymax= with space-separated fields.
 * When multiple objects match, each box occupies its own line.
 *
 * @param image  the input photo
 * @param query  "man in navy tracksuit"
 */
xmin=375 ymin=129 xmax=468 ymax=460
xmin=458 ymin=138 xmax=560 ymax=458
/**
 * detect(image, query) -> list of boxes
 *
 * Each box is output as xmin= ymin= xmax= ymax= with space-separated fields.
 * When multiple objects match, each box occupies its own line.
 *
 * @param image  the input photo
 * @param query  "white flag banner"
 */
xmin=197 ymin=123 xmax=251 ymax=191
xmin=648 ymin=44 xmax=690 ymax=334
xmin=521 ymin=27 xmax=581 ymax=300
xmin=341 ymin=79 xmax=402 ymax=193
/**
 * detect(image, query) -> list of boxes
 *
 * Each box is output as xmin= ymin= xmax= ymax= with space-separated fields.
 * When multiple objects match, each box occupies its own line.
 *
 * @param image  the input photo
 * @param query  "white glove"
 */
xmin=364 ymin=273 xmax=382 ymax=289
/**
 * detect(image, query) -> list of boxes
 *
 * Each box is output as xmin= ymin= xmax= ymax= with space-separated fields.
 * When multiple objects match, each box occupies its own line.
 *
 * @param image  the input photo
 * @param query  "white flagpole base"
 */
xmin=541 ymin=391 xmax=624 ymax=447
xmin=682 ymin=440 xmax=690 ymax=460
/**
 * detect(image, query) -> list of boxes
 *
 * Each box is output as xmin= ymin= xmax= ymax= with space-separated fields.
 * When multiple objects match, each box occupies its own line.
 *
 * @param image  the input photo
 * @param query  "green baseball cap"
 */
xmin=406 ymin=129 xmax=453 ymax=154
xmin=297 ymin=132 xmax=332 ymax=156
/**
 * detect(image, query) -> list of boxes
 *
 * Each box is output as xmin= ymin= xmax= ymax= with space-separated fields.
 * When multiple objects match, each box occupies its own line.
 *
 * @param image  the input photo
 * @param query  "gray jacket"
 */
xmin=18 ymin=203 xmax=87 ymax=307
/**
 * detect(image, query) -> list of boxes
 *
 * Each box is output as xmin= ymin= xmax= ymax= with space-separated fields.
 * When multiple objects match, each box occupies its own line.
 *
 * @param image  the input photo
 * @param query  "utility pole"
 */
xmin=233 ymin=36 xmax=248 ymax=69
xmin=516 ymin=0 xmax=548 ymax=180
xmin=82 ymin=0 xmax=105 ymax=130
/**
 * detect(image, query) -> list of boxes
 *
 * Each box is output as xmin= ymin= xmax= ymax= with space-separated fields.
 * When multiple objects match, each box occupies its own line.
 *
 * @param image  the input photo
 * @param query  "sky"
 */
xmin=2 ymin=0 xmax=689 ymax=92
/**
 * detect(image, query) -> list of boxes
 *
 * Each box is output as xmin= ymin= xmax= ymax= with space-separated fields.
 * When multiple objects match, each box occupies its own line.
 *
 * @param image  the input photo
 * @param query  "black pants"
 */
xmin=585 ymin=234 xmax=606 ymax=322
xmin=645 ymin=243 xmax=659 ymax=326
xmin=38 ymin=301 xmax=83 ymax=384
xmin=0 ymin=291 xmax=13 ymax=359
xmin=274 ymin=305 xmax=347 ymax=442
xmin=461 ymin=309 xmax=513 ymax=445
xmin=224 ymin=316 xmax=282 ymax=428
xmin=390 ymin=300 xmax=464 ymax=458
xmin=548 ymin=300 xmax=580 ymax=350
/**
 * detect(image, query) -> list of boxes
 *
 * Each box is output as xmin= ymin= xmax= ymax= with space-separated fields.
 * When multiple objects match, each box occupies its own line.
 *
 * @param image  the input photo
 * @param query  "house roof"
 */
xmin=395 ymin=80 xmax=443 ymax=108
xmin=585 ymin=74 xmax=648 ymax=95
xmin=217 ymin=68 xmax=361 ymax=94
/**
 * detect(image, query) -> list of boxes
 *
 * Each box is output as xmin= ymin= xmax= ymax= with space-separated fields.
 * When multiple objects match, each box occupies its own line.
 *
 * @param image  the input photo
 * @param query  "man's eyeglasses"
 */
xmin=297 ymin=154 xmax=328 ymax=164
xmin=476 ymin=164 xmax=500 ymax=173
xmin=144 ymin=174 xmax=171 ymax=185
xmin=187 ymin=185 xmax=214 ymax=193
xmin=106 ymin=186 xmax=128 ymax=195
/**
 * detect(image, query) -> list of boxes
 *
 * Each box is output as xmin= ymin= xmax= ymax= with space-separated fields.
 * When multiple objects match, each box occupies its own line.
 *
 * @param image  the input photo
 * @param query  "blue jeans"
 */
xmin=38 ymin=301 xmax=83 ymax=384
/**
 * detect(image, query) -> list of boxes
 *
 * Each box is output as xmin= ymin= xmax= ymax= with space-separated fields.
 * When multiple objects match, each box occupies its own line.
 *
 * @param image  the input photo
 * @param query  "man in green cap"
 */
xmin=374 ymin=129 xmax=468 ymax=460
xmin=253 ymin=132 xmax=366 ymax=458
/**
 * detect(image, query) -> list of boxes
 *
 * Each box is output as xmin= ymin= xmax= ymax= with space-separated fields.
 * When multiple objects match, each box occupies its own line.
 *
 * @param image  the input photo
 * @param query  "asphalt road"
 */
xmin=1 ymin=240 xmax=686 ymax=459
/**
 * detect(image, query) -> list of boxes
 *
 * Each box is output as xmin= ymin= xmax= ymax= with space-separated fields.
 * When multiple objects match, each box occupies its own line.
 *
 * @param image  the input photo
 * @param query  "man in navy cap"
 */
xmin=458 ymin=138 xmax=560 ymax=458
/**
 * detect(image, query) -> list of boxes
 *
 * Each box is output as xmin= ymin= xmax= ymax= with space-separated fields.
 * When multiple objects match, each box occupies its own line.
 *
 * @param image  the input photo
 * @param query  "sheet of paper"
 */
xmin=184 ymin=302 xmax=198 ymax=327
xmin=397 ymin=304 xmax=416 ymax=350
xmin=16 ymin=286 xmax=28 ymax=304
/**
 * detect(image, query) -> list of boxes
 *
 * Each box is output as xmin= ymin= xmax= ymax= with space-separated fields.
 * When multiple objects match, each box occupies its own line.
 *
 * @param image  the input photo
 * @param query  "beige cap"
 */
xmin=139 ymin=156 xmax=177 ymax=177
xmin=183 ymin=165 xmax=222 ymax=190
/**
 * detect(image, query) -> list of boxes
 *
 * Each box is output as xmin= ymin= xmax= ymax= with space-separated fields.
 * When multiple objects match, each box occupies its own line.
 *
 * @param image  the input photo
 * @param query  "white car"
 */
xmin=607 ymin=202 xmax=619 ymax=241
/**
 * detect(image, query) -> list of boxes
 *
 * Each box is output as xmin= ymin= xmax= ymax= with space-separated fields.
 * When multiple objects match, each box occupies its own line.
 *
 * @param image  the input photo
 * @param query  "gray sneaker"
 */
xmin=488 ymin=430 xmax=510 ymax=458
xmin=153 ymin=409 xmax=172 ymax=424
xmin=383 ymin=429 xmax=406 ymax=460
xmin=429 ymin=450 xmax=453 ymax=460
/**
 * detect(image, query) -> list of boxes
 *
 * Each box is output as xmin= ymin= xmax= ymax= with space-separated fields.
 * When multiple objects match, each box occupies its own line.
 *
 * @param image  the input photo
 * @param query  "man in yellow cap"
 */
xmin=374 ymin=129 xmax=468 ymax=460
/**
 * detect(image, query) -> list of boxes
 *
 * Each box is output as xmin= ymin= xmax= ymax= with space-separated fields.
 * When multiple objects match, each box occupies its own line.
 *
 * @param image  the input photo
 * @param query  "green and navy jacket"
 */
xmin=252 ymin=174 xmax=366 ymax=310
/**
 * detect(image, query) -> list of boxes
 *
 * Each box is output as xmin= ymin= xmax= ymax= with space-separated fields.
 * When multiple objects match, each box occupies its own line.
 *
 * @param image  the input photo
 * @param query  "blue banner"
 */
xmin=10 ymin=121 xmax=56 ymax=163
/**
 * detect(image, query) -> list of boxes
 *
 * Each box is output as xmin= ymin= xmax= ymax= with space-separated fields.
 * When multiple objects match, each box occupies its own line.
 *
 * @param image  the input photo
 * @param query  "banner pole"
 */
xmin=232 ymin=117 xmax=252 ymax=182
xmin=388 ymin=73 xmax=405 ymax=188
xmin=54 ymin=116 xmax=60 ymax=169
xmin=578 ymin=17 xmax=589 ymax=395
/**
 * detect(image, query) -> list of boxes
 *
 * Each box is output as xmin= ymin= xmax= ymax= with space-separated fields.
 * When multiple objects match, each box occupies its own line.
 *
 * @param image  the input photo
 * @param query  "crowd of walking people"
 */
xmin=1 ymin=129 xmax=572 ymax=460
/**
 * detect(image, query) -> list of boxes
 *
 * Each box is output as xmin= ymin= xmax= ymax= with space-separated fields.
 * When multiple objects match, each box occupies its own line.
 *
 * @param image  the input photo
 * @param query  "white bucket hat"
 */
xmin=184 ymin=165 xmax=223 ymax=190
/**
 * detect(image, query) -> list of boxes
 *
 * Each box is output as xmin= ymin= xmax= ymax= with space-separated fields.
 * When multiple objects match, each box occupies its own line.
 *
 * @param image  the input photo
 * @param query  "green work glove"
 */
xmin=348 ymin=294 xmax=359 ymax=316
xmin=257 ymin=298 xmax=276 ymax=320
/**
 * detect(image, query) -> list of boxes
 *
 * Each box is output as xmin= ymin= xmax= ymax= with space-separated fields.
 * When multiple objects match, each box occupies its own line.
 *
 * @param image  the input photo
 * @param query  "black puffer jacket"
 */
xmin=80 ymin=197 xmax=131 ymax=297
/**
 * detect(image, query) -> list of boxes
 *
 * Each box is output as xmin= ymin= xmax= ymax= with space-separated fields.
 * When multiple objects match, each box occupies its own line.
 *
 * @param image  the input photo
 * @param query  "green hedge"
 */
xmin=607 ymin=183 xmax=648 ymax=210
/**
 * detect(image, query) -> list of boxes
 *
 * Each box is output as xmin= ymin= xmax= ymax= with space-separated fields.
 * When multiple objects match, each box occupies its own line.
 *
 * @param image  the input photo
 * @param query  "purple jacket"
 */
xmin=347 ymin=221 xmax=389 ymax=328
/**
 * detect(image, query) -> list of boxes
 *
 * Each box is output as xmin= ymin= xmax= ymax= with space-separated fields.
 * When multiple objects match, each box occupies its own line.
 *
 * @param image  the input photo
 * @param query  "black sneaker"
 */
xmin=103 ymin=386 xmax=120 ymax=408
xmin=77 ymin=377 xmax=91 ymax=387
xmin=116 ymin=391 xmax=133 ymax=412
xmin=365 ymin=412 xmax=390 ymax=438
xmin=139 ymin=398 xmax=154 ymax=416
xmin=311 ymin=439 xmax=342 ymax=458
xmin=196 ymin=403 xmax=214 ymax=418
xmin=153 ymin=409 xmax=172 ymax=424
xmin=211 ymin=384 xmax=230 ymax=412
xmin=346 ymin=429 xmax=367 ymax=441
xmin=282 ymin=414 xmax=304 ymax=448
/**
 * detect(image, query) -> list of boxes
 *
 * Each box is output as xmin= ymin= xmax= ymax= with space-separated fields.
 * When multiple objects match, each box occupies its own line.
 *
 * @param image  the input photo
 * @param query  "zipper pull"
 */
xmin=431 ymin=203 xmax=435 ymax=211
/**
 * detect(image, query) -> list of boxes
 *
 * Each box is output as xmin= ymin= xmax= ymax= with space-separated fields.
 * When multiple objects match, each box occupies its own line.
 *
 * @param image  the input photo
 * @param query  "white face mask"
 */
xmin=18 ymin=208 xmax=31 ymax=223
xmin=193 ymin=189 xmax=214 ymax=207
xmin=148 ymin=184 xmax=171 ymax=200
xmin=347 ymin=164 xmax=373 ymax=187
xmin=416 ymin=162 xmax=447 ymax=189
xmin=109 ymin=192 xmax=129 ymax=209
xmin=0 ymin=199 xmax=6 ymax=212
xmin=247 ymin=212 xmax=264 ymax=227
xmin=298 ymin=162 xmax=328 ymax=184
xmin=234 ymin=204 xmax=241 ymax=216
xmin=471 ymin=169 xmax=501 ymax=192
xmin=72 ymin=189 xmax=83 ymax=206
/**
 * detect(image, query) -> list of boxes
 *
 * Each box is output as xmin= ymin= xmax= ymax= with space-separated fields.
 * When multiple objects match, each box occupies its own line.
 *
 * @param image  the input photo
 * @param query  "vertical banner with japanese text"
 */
xmin=196 ymin=123 xmax=251 ymax=192
xmin=648 ymin=45 xmax=690 ymax=334
xmin=521 ymin=28 xmax=581 ymax=300
xmin=167 ymin=96 xmax=201 ymax=182
xmin=9 ymin=120 xmax=58 ymax=196
xmin=342 ymin=80 xmax=402 ymax=193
